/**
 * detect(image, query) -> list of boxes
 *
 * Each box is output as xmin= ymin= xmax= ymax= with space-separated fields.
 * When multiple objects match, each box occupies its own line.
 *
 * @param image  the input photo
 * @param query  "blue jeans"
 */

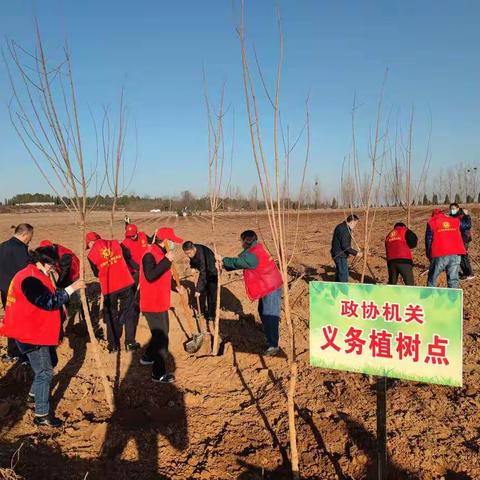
xmin=17 ymin=345 xmax=56 ymax=416
xmin=334 ymin=256 xmax=349 ymax=282
xmin=258 ymin=288 xmax=282 ymax=348
xmin=428 ymin=255 xmax=461 ymax=288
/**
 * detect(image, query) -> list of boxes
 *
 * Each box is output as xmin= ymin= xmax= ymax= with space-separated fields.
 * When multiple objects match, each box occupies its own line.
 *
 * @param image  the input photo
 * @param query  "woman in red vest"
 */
xmin=384 ymin=222 xmax=418 ymax=285
xmin=86 ymin=232 xmax=139 ymax=353
xmin=425 ymin=208 xmax=466 ymax=288
xmin=0 ymin=246 xmax=85 ymax=427
xmin=139 ymin=227 xmax=184 ymax=383
xmin=39 ymin=240 xmax=80 ymax=288
xmin=217 ymin=230 xmax=283 ymax=356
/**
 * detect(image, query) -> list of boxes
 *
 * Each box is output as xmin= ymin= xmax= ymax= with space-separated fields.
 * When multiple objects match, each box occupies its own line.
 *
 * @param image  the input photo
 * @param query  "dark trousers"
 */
xmin=200 ymin=275 xmax=218 ymax=320
xmin=144 ymin=311 xmax=169 ymax=378
xmin=334 ymin=256 xmax=349 ymax=282
xmin=1 ymin=290 xmax=22 ymax=358
xmin=460 ymin=243 xmax=473 ymax=277
xmin=103 ymin=286 xmax=138 ymax=349
xmin=387 ymin=260 xmax=415 ymax=286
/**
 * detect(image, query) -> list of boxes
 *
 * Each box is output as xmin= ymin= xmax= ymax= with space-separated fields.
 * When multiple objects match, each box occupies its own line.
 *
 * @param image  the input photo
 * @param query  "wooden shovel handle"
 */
xmin=171 ymin=263 xmax=197 ymax=334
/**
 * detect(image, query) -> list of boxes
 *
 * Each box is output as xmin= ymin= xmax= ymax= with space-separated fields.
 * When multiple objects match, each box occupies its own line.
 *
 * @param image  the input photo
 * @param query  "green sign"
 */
xmin=310 ymin=282 xmax=463 ymax=386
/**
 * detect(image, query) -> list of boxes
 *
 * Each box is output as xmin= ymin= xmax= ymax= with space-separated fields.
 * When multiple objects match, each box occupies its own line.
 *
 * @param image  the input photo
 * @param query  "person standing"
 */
xmin=449 ymin=203 xmax=474 ymax=280
xmin=385 ymin=222 xmax=418 ymax=286
xmin=121 ymin=224 xmax=150 ymax=284
xmin=139 ymin=227 xmax=184 ymax=383
xmin=426 ymin=208 xmax=466 ymax=288
xmin=0 ymin=246 xmax=85 ymax=427
xmin=330 ymin=214 xmax=363 ymax=282
xmin=86 ymin=232 xmax=139 ymax=353
xmin=217 ymin=230 xmax=283 ymax=356
xmin=182 ymin=241 xmax=218 ymax=322
xmin=0 ymin=223 xmax=34 ymax=362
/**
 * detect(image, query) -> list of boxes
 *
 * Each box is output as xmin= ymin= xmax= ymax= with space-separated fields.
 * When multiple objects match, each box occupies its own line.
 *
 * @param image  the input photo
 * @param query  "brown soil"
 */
xmin=0 ymin=208 xmax=479 ymax=480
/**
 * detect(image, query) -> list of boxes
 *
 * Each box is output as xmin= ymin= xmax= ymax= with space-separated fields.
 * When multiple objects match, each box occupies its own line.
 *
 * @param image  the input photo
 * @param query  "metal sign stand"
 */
xmin=376 ymin=376 xmax=387 ymax=480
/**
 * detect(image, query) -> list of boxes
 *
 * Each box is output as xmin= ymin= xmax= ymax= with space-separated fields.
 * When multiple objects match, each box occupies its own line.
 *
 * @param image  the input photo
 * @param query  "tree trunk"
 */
xmin=79 ymin=218 xmax=114 ymax=412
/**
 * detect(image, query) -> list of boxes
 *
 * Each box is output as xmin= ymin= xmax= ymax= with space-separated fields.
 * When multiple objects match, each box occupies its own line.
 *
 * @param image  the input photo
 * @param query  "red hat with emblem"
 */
xmin=125 ymin=224 xmax=138 ymax=238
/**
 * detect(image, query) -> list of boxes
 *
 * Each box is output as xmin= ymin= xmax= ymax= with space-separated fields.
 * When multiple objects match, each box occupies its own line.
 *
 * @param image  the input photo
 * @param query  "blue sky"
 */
xmin=0 ymin=0 xmax=479 ymax=201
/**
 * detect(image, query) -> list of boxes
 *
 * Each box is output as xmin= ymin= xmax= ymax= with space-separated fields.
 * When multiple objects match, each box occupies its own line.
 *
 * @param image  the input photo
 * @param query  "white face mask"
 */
xmin=451 ymin=209 xmax=458 ymax=215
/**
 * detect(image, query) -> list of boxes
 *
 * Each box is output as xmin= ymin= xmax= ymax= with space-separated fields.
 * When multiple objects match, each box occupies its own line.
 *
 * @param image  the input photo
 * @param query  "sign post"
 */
xmin=310 ymin=282 xmax=463 ymax=478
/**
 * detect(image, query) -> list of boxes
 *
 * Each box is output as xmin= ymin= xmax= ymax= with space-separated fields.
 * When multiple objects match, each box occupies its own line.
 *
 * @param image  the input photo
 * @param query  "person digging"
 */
xmin=139 ymin=227 xmax=185 ymax=383
xmin=216 ymin=230 xmax=283 ymax=356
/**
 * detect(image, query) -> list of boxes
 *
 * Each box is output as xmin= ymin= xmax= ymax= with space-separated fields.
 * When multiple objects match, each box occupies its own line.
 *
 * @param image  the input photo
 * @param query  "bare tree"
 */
xmin=237 ymin=3 xmax=310 ymax=477
xmin=4 ymin=21 xmax=114 ymax=411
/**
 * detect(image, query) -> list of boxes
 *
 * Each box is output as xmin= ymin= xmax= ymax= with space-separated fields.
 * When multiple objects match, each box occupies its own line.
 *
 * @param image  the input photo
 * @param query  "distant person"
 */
xmin=449 ymin=203 xmax=474 ymax=280
xmin=384 ymin=222 xmax=418 ymax=285
xmin=139 ymin=227 xmax=184 ymax=383
xmin=426 ymin=208 xmax=465 ymax=288
xmin=86 ymin=232 xmax=139 ymax=353
xmin=330 ymin=214 xmax=363 ymax=282
xmin=0 ymin=223 xmax=34 ymax=362
xmin=39 ymin=240 xmax=80 ymax=288
xmin=0 ymin=246 xmax=85 ymax=427
xmin=182 ymin=241 xmax=218 ymax=322
xmin=216 ymin=230 xmax=283 ymax=356
xmin=121 ymin=224 xmax=151 ymax=284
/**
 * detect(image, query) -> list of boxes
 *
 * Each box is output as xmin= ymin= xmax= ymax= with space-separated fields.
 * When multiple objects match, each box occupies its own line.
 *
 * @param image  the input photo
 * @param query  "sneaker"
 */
xmin=107 ymin=346 xmax=119 ymax=354
xmin=34 ymin=414 xmax=63 ymax=428
xmin=125 ymin=342 xmax=140 ymax=352
xmin=465 ymin=275 xmax=475 ymax=281
xmin=264 ymin=346 xmax=280 ymax=356
xmin=152 ymin=373 xmax=175 ymax=384
xmin=140 ymin=355 xmax=154 ymax=366
xmin=27 ymin=394 xmax=35 ymax=405
xmin=2 ymin=354 xmax=19 ymax=363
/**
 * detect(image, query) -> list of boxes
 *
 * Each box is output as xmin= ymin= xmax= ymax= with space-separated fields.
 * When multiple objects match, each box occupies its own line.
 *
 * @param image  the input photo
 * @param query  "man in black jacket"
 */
xmin=0 ymin=223 xmax=34 ymax=361
xmin=330 ymin=215 xmax=362 ymax=282
xmin=182 ymin=241 xmax=218 ymax=321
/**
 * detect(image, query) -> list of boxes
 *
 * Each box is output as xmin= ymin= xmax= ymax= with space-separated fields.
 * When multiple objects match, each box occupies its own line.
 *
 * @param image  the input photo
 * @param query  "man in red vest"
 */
xmin=39 ymin=240 xmax=80 ymax=288
xmin=139 ymin=227 xmax=184 ymax=383
xmin=217 ymin=230 xmax=283 ymax=356
xmin=86 ymin=232 xmax=139 ymax=353
xmin=121 ymin=224 xmax=150 ymax=284
xmin=384 ymin=222 xmax=418 ymax=285
xmin=0 ymin=245 xmax=85 ymax=427
xmin=425 ymin=208 xmax=466 ymax=288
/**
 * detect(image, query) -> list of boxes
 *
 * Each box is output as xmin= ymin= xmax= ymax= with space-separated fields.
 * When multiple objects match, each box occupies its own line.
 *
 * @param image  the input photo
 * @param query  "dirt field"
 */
xmin=0 ymin=207 xmax=479 ymax=480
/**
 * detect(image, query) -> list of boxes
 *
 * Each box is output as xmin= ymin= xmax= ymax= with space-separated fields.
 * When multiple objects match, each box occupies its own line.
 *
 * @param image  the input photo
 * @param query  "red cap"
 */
xmin=85 ymin=231 xmax=100 ymax=248
xmin=39 ymin=240 xmax=53 ymax=247
xmin=154 ymin=227 xmax=183 ymax=244
xmin=125 ymin=224 xmax=138 ymax=238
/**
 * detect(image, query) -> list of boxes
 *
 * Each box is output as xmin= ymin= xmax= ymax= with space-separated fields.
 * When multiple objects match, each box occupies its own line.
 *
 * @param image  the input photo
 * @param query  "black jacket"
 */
xmin=0 ymin=237 xmax=30 ymax=292
xmin=331 ymin=222 xmax=358 ymax=259
xmin=189 ymin=244 xmax=217 ymax=293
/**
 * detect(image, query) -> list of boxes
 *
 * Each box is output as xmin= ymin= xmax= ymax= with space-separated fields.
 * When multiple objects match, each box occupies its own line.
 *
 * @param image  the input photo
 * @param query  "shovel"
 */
xmin=171 ymin=263 xmax=204 ymax=354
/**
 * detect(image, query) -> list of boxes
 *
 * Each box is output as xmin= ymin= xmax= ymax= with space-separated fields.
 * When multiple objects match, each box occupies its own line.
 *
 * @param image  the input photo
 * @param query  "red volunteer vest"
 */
xmin=428 ymin=213 xmax=466 ymax=258
xmin=0 ymin=265 xmax=61 ymax=346
xmin=243 ymin=243 xmax=283 ymax=301
xmin=385 ymin=226 xmax=412 ymax=261
xmin=56 ymin=243 xmax=80 ymax=283
xmin=88 ymin=239 xmax=134 ymax=295
xmin=122 ymin=232 xmax=149 ymax=273
xmin=139 ymin=244 xmax=172 ymax=313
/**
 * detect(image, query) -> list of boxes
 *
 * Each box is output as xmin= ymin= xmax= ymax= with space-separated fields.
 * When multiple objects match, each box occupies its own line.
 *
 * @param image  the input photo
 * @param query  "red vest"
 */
xmin=243 ymin=243 xmax=283 ymax=301
xmin=56 ymin=243 xmax=80 ymax=283
xmin=122 ymin=232 xmax=149 ymax=273
xmin=0 ymin=265 xmax=61 ymax=346
xmin=88 ymin=239 xmax=134 ymax=295
xmin=385 ymin=226 xmax=412 ymax=261
xmin=428 ymin=213 xmax=466 ymax=258
xmin=139 ymin=244 xmax=171 ymax=313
